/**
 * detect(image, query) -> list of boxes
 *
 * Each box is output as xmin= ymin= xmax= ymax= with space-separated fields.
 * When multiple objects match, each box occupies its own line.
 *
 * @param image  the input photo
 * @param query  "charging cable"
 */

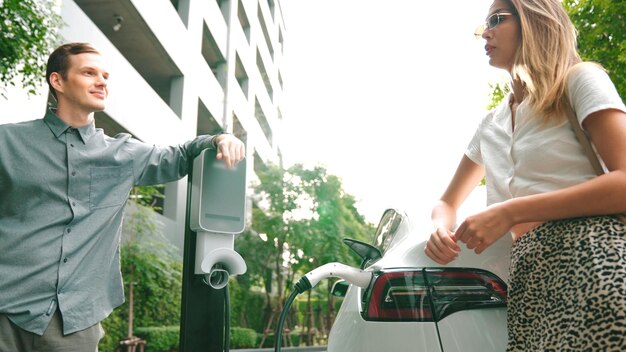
xmin=202 ymin=266 xmax=231 ymax=352
xmin=274 ymin=262 xmax=372 ymax=352
xmin=224 ymin=284 xmax=230 ymax=352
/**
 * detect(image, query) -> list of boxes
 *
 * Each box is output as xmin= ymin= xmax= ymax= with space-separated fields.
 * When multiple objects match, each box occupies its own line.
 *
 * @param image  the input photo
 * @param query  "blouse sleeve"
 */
xmin=567 ymin=62 xmax=626 ymax=127
xmin=465 ymin=111 xmax=493 ymax=166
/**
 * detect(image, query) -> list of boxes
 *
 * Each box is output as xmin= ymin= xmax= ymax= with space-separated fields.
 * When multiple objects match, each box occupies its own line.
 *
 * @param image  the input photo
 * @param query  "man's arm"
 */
xmin=127 ymin=133 xmax=245 ymax=186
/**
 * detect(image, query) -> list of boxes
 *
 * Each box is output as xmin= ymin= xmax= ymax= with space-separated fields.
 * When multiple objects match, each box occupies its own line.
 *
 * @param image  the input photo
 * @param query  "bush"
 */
xmin=228 ymin=279 xmax=267 ymax=332
xmin=135 ymin=326 xmax=179 ymax=352
xmin=230 ymin=327 xmax=257 ymax=349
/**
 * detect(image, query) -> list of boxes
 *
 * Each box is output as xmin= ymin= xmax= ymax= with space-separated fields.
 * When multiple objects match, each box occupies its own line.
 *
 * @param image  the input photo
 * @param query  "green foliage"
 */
xmin=228 ymin=278 xmax=266 ymax=332
xmin=99 ymin=311 xmax=126 ymax=352
xmin=486 ymin=82 xmax=509 ymax=110
xmin=0 ymin=0 xmax=62 ymax=97
xmin=135 ymin=326 xmax=179 ymax=352
xmin=563 ymin=0 xmax=626 ymax=99
xmin=235 ymin=163 xmax=374 ymax=344
xmin=236 ymin=163 xmax=374 ymax=298
xmin=120 ymin=245 xmax=182 ymax=328
xmin=230 ymin=327 xmax=258 ymax=349
xmin=130 ymin=185 xmax=165 ymax=212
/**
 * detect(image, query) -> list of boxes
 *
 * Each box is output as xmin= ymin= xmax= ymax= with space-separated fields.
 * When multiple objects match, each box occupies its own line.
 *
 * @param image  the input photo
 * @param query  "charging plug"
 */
xmin=301 ymin=262 xmax=372 ymax=290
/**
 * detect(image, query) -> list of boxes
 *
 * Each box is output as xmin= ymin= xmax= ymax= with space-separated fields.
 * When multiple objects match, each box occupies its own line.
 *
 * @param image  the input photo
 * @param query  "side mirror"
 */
xmin=330 ymin=279 xmax=349 ymax=298
xmin=343 ymin=238 xmax=383 ymax=269
xmin=372 ymin=208 xmax=403 ymax=254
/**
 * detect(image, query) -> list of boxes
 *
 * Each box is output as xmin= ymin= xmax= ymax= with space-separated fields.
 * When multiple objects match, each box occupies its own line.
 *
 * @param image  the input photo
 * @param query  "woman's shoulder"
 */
xmin=567 ymin=61 xmax=611 ymax=87
xmin=566 ymin=61 xmax=624 ymax=121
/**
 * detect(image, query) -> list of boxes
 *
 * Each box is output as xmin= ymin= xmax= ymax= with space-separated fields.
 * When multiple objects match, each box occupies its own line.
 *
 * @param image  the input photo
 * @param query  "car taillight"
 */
xmin=363 ymin=268 xmax=507 ymax=322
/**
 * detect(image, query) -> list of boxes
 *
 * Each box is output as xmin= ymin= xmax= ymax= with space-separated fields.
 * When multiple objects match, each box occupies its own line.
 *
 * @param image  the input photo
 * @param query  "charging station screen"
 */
xmin=195 ymin=149 xmax=246 ymax=234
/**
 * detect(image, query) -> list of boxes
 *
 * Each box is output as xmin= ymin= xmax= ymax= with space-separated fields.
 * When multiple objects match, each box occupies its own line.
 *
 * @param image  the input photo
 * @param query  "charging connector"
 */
xmin=303 ymin=262 xmax=372 ymax=289
xmin=274 ymin=262 xmax=373 ymax=352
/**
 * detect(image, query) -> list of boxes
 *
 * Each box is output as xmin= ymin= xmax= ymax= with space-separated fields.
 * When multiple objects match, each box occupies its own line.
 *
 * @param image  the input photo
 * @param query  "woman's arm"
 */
xmin=425 ymin=155 xmax=485 ymax=264
xmin=456 ymin=108 xmax=626 ymax=254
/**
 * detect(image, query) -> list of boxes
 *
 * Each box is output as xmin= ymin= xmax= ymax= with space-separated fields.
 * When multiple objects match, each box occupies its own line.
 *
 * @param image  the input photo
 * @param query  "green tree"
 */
xmin=0 ymin=0 xmax=61 ymax=97
xmin=563 ymin=0 xmax=626 ymax=99
xmin=235 ymin=163 xmax=374 ymax=345
xmin=486 ymin=82 xmax=509 ymax=111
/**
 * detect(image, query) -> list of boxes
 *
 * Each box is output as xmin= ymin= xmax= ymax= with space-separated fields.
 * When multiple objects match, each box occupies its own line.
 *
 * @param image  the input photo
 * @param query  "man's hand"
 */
xmin=214 ymin=134 xmax=245 ymax=168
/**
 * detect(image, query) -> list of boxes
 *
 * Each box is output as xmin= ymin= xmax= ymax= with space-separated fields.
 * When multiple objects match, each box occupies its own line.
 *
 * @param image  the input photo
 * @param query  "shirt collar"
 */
xmin=492 ymin=94 xmax=514 ymax=136
xmin=43 ymin=109 xmax=97 ymax=144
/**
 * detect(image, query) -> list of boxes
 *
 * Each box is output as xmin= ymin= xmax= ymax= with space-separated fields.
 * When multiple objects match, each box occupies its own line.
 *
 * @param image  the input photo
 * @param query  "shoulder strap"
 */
xmin=564 ymin=101 xmax=605 ymax=176
xmin=565 ymin=97 xmax=626 ymax=225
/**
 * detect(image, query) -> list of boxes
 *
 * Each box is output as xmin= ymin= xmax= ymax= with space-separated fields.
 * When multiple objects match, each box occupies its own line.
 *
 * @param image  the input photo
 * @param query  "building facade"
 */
xmin=0 ymin=0 xmax=286 ymax=251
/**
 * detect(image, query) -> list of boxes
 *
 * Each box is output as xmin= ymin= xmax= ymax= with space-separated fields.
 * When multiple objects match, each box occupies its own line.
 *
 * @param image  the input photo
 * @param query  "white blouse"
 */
xmin=466 ymin=63 xmax=626 ymax=206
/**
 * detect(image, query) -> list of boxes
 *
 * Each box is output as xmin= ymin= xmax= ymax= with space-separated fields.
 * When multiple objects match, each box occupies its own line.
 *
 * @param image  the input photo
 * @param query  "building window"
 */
xmin=216 ymin=0 xmax=229 ymax=22
xmin=197 ymin=98 xmax=223 ymax=135
xmin=201 ymin=20 xmax=227 ymax=89
xmin=267 ymin=0 xmax=275 ymax=20
xmin=254 ymin=98 xmax=273 ymax=146
xmin=238 ymin=0 xmax=251 ymax=43
xmin=235 ymin=54 xmax=249 ymax=98
xmin=232 ymin=114 xmax=248 ymax=143
xmin=257 ymin=4 xmax=274 ymax=59
xmin=256 ymin=48 xmax=273 ymax=101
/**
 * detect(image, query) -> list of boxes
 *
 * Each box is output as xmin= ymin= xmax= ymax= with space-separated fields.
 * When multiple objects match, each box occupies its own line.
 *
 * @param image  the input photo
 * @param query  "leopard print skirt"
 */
xmin=507 ymin=216 xmax=626 ymax=352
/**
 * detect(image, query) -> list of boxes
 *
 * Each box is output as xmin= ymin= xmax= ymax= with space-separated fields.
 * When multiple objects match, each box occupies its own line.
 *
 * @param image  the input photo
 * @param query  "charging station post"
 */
xmin=180 ymin=148 xmax=247 ymax=351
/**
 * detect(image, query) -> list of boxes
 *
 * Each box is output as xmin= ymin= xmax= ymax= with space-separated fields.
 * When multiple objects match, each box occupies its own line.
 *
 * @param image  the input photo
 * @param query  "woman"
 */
xmin=425 ymin=0 xmax=626 ymax=350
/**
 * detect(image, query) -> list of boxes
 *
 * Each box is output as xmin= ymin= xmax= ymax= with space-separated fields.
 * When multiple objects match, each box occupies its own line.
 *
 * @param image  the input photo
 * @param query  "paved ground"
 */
xmin=233 ymin=346 xmax=327 ymax=352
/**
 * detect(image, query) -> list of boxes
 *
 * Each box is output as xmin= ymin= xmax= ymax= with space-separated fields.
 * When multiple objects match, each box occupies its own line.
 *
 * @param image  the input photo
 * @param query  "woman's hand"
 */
xmin=455 ymin=203 xmax=514 ymax=254
xmin=425 ymin=227 xmax=461 ymax=264
xmin=426 ymin=156 xmax=485 ymax=264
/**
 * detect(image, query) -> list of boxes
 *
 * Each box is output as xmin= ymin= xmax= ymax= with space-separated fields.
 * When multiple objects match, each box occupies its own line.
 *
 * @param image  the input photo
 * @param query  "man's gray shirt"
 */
xmin=0 ymin=110 xmax=215 ymax=335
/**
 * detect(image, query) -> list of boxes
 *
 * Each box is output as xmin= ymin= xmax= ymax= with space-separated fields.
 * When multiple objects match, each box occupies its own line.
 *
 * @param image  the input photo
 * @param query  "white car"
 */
xmin=327 ymin=208 xmax=512 ymax=352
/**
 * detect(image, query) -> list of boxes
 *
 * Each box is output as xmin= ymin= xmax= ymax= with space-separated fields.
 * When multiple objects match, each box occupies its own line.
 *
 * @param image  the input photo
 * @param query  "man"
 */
xmin=0 ymin=42 xmax=245 ymax=351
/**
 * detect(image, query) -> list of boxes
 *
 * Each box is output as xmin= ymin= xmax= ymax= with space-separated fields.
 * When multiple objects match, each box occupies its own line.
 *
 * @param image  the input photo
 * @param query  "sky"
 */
xmin=279 ymin=0 xmax=507 ymax=231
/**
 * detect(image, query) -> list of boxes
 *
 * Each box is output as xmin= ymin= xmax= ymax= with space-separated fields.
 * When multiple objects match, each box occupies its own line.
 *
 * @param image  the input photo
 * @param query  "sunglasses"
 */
xmin=474 ymin=12 xmax=516 ymax=39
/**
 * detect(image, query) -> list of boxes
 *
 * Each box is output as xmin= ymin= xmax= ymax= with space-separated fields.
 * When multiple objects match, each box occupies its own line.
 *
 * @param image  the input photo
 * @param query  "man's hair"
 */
xmin=46 ymin=42 xmax=100 ymax=99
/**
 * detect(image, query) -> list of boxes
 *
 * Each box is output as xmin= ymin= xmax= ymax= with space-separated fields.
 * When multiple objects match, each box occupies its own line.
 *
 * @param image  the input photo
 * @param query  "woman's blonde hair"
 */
xmin=507 ymin=0 xmax=582 ymax=121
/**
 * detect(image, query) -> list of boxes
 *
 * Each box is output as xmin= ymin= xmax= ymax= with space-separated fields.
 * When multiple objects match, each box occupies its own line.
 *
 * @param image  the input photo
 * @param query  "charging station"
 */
xmin=180 ymin=148 xmax=247 ymax=351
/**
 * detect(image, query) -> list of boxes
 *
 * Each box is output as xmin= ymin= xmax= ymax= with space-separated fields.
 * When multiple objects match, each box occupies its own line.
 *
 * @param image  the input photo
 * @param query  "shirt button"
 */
xmin=70 ymin=144 xmax=74 ymax=147
xmin=63 ymin=257 xmax=68 ymax=263
xmin=66 ymin=228 xmax=71 ymax=233
xmin=71 ymin=171 xmax=76 ymax=176
xmin=72 ymin=202 xmax=77 ymax=206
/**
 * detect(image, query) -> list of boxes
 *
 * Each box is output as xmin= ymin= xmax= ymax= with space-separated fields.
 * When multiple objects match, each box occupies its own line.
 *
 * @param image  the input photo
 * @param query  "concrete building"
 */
xmin=0 ymin=0 xmax=287 ymax=252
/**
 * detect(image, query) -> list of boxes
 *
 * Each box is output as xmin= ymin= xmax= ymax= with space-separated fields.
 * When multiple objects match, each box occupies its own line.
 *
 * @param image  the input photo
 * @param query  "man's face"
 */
xmin=56 ymin=52 xmax=109 ymax=114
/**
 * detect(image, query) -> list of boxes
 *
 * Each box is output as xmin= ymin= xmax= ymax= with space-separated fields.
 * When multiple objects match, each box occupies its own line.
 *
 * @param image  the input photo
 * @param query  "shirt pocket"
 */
xmin=90 ymin=165 xmax=133 ymax=210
